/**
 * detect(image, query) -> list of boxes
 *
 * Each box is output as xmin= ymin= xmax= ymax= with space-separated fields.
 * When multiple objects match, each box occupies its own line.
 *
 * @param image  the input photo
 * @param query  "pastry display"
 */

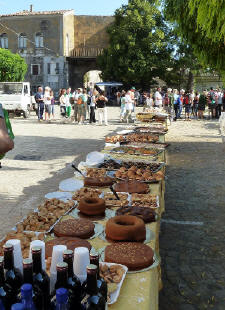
xmin=116 ymin=206 xmax=156 ymax=223
xmin=72 ymin=188 xmax=102 ymax=201
xmin=104 ymin=192 xmax=129 ymax=208
xmin=84 ymin=176 xmax=114 ymax=187
xmin=110 ymin=146 xmax=160 ymax=156
xmin=123 ymin=142 xmax=169 ymax=149
xmin=131 ymin=193 xmax=158 ymax=208
xmin=105 ymin=133 xmax=159 ymax=144
xmin=0 ymin=231 xmax=45 ymax=258
xmin=114 ymin=166 xmax=164 ymax=182
xmin=99 ymin=159 xmax=162 ymax=172
xmin=114 ymin=181 xmax=149 ymax=194
xmin=105 ymin=215 xmax=146 ymax=242
xmin=86 ymin=168 xmax=107 ymax=178
xmin=53 ymin=219 xmax=95 ymax=239
xmin=78 ymin=197 xmax=106 ymax=216
xmin=105 ymin=242 xmax=154 ymax=271
xmin=45 ymin=237 xmax=92 ymax=258
xmin=134 ymin=126 xmax=167 ymax=134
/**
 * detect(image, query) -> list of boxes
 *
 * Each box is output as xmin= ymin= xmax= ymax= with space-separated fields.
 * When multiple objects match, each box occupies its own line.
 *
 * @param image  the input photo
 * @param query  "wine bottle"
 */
xmin=31 ymin=247 xmax=50 ymax=310
xmin=20 ymin=284 xmax=36 ymax=310
xmin=3 ymin=245 xmax=23 ymax=296
xmin=54 ymin=263 xmax=68 ymax=290
xmin=54 ymin=288 xmax=69 ymax=310
xmin=22 ymin=259 xmax=42 ymax=310
xmin=0 ymin=256 xmax=15 ymax=310
xmin=11 ymin=304 xmax=25 ymax=310
xmin=63 ymin=250 xmax=83 ymax=306
xmin=0 ymin=299 xmax=5 ymax=310
xmin=89 ymin=253 xmax=107 ymax=301
xmin=82 ymin=265 xmax=106 ymax=309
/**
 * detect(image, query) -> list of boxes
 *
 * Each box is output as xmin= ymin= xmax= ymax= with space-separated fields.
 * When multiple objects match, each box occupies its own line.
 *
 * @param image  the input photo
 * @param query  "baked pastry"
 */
xmin=104 ymin=193 xmax=129 ymax=208
xmin=131 ymin=194 xmax=158 ymax=208
xmin=116 ymin=206 xmax=156 ymax=223
xmin=78 ymin=197 xmax=106 ymax=216
xmin=72 ymin=188 xmax=102 ymax=201
xmin=45 ymin=237 xmax=92 ymax=258
xmin=114 ymin=181 xmax=149 ymax=194
xmin=84 ymin=177 xmax=114 ymax=187
xmin=105 ymin=242 xmax=154 ymax=271
xmin=105 ymin=215 xmax=146 ymax=242
xmin=54 ymin=219 xmax=95 ymax=239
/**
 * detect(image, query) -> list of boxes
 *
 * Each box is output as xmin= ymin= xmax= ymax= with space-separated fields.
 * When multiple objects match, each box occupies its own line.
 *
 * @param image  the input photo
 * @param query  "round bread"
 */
xmin=105 ymin=215 xmax=146 ymax=242
xmin=45 ymin=237 xmax=92 ymax=258
xmin=114 ymin=181 xmax=149 ymax=194
xmin=105 ymin=242 xmax=154 ymax=271
xmin=53 ymin=219 xmax=95 ymax=239
xmin=78 ymin=197 xmax=106 ymax=216
xmin=84 ymin=177 xmax=114 ymax=187
xmin=116 ymin=206 xmax=156 ymax=223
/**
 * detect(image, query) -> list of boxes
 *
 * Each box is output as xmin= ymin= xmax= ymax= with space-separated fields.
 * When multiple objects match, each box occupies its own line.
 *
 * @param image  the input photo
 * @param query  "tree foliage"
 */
xmin=97 ymin=0 xmax=174 ymax=89
xmin=164 ymin=0 xmax=225 ymax=76
xmin=0 ymin=49 xmax=27 ymax=82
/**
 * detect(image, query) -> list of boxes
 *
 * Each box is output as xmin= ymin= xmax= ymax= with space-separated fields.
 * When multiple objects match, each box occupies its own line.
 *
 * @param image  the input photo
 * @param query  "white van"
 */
xmin=0 ymin=82 xmax=32 ymax=118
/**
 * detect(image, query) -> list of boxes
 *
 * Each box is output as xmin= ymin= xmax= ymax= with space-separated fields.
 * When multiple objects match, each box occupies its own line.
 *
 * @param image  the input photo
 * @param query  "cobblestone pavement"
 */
xmin=0 ymin=106 xmax=124 ymax=238
xmin=160 ymin=119 xmax=225 ymax=310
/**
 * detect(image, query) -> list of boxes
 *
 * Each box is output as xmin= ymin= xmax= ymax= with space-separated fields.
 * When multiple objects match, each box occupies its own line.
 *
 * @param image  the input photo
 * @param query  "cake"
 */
xmin=116 ymin=206 xmax=156 ymax=223
xmin=105 ymin=215 xmax=146 ymax=242
xmin=78 ymin=197 xmax=106 ymax=216
xmin=105 ymin=242 xmax=154 ymax=271
xmin=114 ymin=181 xmax=149 ymax=194
xmin=45 ymin=237 xmax=92 ymax=258
xmin=53 ymin=219 xmax=95 ymax=239
xmin=84 ymin=177 xmax=114 ymax=187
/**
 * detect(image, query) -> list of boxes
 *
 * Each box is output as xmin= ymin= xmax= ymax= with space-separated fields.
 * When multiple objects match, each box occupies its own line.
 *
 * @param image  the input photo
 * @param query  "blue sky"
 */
xmin=0 ymin=0 xmax=128 ymax=15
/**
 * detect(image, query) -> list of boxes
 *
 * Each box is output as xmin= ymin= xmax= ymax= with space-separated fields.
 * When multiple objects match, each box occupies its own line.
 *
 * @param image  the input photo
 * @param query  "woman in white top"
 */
xmin=124 ymin=91 xmax=133 ymax=123
xmin=59 ymin=89 xmax=67 ymax=117
xmin=154 ymin=87 xmax=163 ymax=108
xmin=44 ymin=86 xmax=51 ymax=121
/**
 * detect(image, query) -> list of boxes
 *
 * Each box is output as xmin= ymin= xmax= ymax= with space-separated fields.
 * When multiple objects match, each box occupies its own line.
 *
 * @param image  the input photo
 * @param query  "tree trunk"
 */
xmin=186 ymin=70 xmax=194 ymax=92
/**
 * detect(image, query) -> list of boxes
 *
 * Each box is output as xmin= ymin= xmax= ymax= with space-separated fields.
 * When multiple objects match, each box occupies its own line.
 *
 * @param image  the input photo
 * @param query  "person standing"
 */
xmin=89 ymin=90 xmax=97 ymax=124
xmin=173 ymin=89 xmax=180 ymax=121
xmin=77 ymin=90 xmax=85 ymax=124
xmin=35 ymin=87 xmax=45 ymax=121
xmin=96 ymin=91 xmax=108 ymax=125
xmin=73 ymin=88 xmax=82 ymax=122
xmin=50 ymin=90 xmax=55 ymax=120
xmin=124 ymin=90 xmax=133 ymax=123
xmin=120 ymin=91 xmax=126 ymax=121
xmin=82 ymin=89 xmax=88 ymax=120
xmin=208 ymin=87 xmax=216 ymax=119
xmin=184 ymin=92 xmax=191 ymax=121
xmin=59 ymin=89 xmax=67 ymax=117
xmin=44 ymin=86 xmax=51 ymax=121
xmin=193 ymin=91 xmax=199 ymax=119
xmin=198 ymin=90 xmax=207 ymax=119
xmin=217 ymin=88 xmax=223 ymax=117
xmin=116 ymin=91 xmax=121 ymax=106
xmin=154 ymin=87 xmax=163 ymax=108
xmin=65 ymin=88 xmax=72 ymax=118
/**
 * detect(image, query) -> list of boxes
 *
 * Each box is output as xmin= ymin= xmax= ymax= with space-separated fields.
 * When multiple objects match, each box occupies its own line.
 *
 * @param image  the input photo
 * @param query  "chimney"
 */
xmin=30 ymin=4 xmax=33 ymax=12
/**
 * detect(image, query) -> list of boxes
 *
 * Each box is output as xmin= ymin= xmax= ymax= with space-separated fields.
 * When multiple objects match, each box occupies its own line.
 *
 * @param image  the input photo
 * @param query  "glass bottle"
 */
xmin=3 ymin=245 xmax=22 ymax=295
xmin=0 ymin=256 xmax=15 ymax=310
xmin=21 ymin=284 xmax=36 ymax=310
xmin=54 ymin=263 xmax=68 ymax=290
xmin=89 ymin=253 xmax=107 ymax=302
xmin=0 ymin=299 xmax=5 ymax=310
xmin=63 ymin=250 xmax=83 ymax=306
xmin=31 ymin=247 xmax=50 ymax=310
xmin=82 ymin=265 xmax=106 ymax=309
xmin=11 ymin=304 xmax=25 ymax=310
xmin=55 ymin=288 xmax=69 ymax=310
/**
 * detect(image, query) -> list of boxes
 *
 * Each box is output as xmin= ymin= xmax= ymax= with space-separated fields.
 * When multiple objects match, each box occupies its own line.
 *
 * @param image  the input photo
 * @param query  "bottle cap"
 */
xmin=56 ymin=288 xmax=68 ymax=304
xmin=56 ymin=262 xmax=68 ymax=271
xmin=21 ymin=283 xmax=33 ymax=298
xmin=31 ymin=246 xmax=41 ymax=253
xmin=11 ymin=303 xmax=25 ymax=310
xmin=23 ymin=258 xmax=33 ymax=266
xmin=87 ymin=264 xmax=97 ymax=271
xmin=3 ymin=244 xmax=13 ymax=251
xmin=63 ymin=249 xmax=73 ymax=256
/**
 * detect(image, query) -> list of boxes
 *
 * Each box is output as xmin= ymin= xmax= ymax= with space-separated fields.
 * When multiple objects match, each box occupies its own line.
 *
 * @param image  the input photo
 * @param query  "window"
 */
xmin=55 ymin=63 xmax=59 ymax=74
xmin=31 ymin=64 xmax=40 ymax=75
xmin=0 ymin=33 xmax=8 ymax=49
xmin=35 ymin=32 xmax=44 ymax=48
xmin=23 ymin=85 xmax=29 ymax=95
xmin=47 ymin=63 xmax=51 ymax=75
xmin=18 ymin=33 xmax=27 ymax=49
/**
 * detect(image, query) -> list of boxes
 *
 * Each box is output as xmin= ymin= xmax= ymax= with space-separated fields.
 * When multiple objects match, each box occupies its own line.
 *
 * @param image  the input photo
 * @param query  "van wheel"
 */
xmin=23 ymin=110 xmax=30 ymax=118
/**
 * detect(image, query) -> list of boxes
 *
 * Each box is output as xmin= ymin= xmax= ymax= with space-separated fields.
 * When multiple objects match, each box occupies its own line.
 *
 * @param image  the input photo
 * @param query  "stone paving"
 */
xmin=160 ymin=119 xmax=225 ymax=310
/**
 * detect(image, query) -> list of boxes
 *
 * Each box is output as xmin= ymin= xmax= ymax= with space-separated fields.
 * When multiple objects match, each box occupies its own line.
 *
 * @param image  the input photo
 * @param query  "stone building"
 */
xmin=0 ymin=7 xmax=113 ymax=94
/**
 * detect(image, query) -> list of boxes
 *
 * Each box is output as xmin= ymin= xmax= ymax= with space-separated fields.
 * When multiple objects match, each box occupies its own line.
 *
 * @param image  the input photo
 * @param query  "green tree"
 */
xmin=164 ymin=0 xmax=225 ymax=77
xmin=0 ymin=48 xmax=27 ymax=82
xmin=97 ymin=0 xmax=174 ymax=89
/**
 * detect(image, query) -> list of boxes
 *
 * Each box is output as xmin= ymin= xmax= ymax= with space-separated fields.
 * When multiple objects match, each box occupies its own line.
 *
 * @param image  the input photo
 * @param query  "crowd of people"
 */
xmin=139 ymin=87 xmax=225 ymax=121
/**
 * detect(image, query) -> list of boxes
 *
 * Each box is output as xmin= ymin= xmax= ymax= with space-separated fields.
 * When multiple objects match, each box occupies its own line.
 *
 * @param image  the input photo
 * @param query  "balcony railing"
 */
xmin=69 ymin=47 xmax=104 ymax=58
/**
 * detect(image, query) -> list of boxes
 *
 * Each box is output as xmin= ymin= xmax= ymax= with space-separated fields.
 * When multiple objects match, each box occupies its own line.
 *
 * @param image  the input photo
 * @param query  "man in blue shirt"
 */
xmin=35 ymin=87 xmax=44 ymax=121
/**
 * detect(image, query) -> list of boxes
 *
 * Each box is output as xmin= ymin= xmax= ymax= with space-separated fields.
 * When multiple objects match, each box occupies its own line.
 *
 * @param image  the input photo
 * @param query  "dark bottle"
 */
xmin=0 ymin=256 xmax=15 ymax=310
xmin=22 ymin=259 xmax=42 ymax=310
xmin=89 ymin=253 xmax=107 ymax=302
xmin=20 ymin=284 xmax=36 ymax=310
xmin=82 ymin=265 xmax=106 ymax=309
xmin=63 ymin=250 xmax=83 ymax=306
xmin=0 ymin=299 xmax=5 ymax=310
xmin=86 ymin=295 xmax=106 ymax=310
xmin=31 ymin=247 xmax=50 ymax=310
xmin=55 ymin=263 xmax=68 ymax=290
xmin=3 ymin=245 xmax=22 ymax=296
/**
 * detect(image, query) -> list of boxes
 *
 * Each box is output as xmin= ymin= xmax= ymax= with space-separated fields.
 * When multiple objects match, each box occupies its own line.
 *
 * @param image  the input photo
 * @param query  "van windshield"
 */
xmin=0 ymin=83 xmax=23 ymax=94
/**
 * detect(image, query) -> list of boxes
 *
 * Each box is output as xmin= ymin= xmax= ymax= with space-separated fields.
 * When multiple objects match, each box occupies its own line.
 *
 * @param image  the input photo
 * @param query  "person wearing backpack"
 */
xmin=208 ymin=87 xmax=216 ymax=119
xmin=184 ymin=92 xmax=191 ymax=121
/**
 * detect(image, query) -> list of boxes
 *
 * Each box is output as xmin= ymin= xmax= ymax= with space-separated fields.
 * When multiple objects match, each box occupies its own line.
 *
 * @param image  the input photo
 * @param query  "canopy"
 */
xmin=95 ymin=82 xmax=123 ymax=87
